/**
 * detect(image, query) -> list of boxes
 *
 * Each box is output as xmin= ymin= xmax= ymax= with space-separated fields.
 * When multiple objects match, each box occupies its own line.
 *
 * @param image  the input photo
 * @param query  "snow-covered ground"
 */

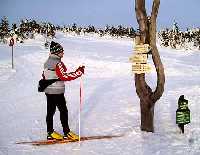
xmin=0 ymin=32 xmax=200 ymax=155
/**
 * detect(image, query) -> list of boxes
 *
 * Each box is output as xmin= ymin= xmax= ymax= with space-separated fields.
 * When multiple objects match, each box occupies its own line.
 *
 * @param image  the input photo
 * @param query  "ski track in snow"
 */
xmin=0 ymin=32 xmax=200 ymax=155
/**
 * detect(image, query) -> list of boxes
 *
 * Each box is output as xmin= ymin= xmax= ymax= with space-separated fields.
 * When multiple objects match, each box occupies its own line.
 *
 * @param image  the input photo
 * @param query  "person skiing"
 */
xmin=176 ymin=95 xmax=190 ymax=134
xmin=42 ymin=41 xmax=85 ymax=140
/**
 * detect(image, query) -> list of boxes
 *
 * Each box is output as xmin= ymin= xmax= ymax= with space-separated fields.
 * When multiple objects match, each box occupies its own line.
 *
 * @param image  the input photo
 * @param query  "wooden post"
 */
xmin=9 ymin=38 xmax=15 ymax=69
xmin=12 ymin=45 xmax=14 ymax=69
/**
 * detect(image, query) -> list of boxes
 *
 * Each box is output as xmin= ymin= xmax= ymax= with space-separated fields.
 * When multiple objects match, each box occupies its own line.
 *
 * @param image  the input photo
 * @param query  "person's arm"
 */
xmin=55 ymin=62 xmax=84 ymax=81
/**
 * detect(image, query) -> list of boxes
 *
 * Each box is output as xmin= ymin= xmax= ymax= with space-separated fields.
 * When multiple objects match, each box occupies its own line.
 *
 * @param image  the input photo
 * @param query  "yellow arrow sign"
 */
xmin=134 ymin=44 xmax=150 ymax=53
xmin=134 ymin=44 xmax=149 ymax=49
xmin=132 ymin=64 xmax=152 ymax=74
xmin=129 ymin=54 xmax=148 ymax=63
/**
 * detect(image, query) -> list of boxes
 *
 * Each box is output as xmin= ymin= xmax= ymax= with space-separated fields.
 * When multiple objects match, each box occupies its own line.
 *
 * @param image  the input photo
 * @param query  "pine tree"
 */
xmin=0 ymin=16 xmax=10 ymax=40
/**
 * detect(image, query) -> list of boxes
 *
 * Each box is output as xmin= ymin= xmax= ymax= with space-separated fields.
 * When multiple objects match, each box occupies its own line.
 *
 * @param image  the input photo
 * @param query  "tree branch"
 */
xmin=149 ymin=0 xmax=165 ymax=103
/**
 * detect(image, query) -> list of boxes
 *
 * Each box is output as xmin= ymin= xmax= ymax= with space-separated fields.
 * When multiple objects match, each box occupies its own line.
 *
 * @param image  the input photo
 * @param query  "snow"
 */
xmin=0 ymin=32 xmax=200 ymax=155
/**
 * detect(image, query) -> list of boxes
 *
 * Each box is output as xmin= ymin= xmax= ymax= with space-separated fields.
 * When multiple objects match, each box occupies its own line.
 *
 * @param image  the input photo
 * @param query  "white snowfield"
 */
xmin=0 ymin=32 xmax=200 ymax=155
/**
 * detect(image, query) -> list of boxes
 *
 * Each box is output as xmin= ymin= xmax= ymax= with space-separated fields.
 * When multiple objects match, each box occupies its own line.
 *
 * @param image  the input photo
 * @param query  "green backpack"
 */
xmin=176 ymin=96 xmax=190 ymax=124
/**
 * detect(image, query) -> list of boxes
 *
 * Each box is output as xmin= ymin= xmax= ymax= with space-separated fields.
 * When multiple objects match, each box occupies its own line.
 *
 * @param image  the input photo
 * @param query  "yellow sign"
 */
xmin=129 ymin=43 xmax=152 ymax=74
xmin=134 ymin=44 xmax=149 ymax=49
xmin=134 ymin=44 xmax=150 ymax=53
xmin=129 ymin=54 xmax=147 ymax=63
xmin=132 ymin=64 xmax=152 ymax=74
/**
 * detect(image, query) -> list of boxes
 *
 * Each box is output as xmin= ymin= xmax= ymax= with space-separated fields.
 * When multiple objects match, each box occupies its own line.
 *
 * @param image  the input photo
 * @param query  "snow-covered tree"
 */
xmin=172 ymin=21 xmax=179 ymax=34
xmin=0 ymin=16 xmax=10 ymax=40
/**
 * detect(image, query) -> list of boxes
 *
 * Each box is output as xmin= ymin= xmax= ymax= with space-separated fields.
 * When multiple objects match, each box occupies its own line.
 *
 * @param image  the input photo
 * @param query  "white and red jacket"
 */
xmin=43 ymin=54 xmax=83 ymax=94
xmin=56 ymin=62 xmax=83 ymax=81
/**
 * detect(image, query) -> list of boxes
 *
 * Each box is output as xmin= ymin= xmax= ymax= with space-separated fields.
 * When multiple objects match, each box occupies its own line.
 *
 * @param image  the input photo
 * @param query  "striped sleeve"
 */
xmin=55 ymin=62 xmax=82 ymax=81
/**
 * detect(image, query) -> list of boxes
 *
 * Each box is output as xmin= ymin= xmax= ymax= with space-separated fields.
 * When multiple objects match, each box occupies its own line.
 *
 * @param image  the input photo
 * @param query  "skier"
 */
xmin=176 ymin=95 xmax=190 ymax=134
xmin=42 ymin=41 xmax=85 ymax=140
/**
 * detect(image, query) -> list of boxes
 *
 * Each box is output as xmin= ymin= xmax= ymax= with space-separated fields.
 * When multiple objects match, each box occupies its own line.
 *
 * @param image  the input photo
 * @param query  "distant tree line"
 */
xmin=158 ymin=22 xmax=200 ymax=50
xmin=0 ymin=16 xmax=56 ymax=43
xmin=0 ymin=17 xmax=136 ymax=44
xmin=59 ymin=23 xmax=136 ymax=38
xmin=0 ymin=16 xmax=199 ymax=50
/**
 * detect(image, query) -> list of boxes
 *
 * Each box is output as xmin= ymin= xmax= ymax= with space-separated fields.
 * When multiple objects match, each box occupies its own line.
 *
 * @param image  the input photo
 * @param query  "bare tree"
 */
xmin=135 ymin=0 xmax=165 ymax=132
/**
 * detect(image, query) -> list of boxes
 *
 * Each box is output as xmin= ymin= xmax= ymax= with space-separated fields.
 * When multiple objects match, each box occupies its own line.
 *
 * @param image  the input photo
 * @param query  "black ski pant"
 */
xmin=178 ymin=124 xmax=184 ymax=134
xmin=45 ymin=93 xmax=70 ymax=135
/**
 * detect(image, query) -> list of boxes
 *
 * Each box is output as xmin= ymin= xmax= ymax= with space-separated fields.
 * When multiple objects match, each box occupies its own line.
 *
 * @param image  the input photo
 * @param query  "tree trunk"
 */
xmin=135 ymin=0 xmax=165 ymax=132
xmin=140 ymin=98 xmax=155 ymax=131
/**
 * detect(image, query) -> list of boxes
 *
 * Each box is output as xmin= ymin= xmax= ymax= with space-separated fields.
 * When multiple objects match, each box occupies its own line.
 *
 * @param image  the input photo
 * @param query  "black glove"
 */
xmin=77 ymin=65 xmax=85 ymax=74
xmin=79 ymin=65 xmax=85 ymax=74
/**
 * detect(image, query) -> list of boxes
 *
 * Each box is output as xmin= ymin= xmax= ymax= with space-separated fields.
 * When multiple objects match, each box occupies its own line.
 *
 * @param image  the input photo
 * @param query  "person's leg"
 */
xmin=178 ymin=124 xmax=184 ymax=133
xmin=46 ymin=93 xmax=57 ymax=133
xmin=56 ymin=94 xmax=70 ymax=135
xmin=181 ymin=124 xmax=185 ymax=133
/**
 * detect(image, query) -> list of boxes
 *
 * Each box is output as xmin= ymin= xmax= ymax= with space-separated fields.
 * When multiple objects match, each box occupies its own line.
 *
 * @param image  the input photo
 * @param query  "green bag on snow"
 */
xmin=176 ymin=97 xmax=190 ymax=124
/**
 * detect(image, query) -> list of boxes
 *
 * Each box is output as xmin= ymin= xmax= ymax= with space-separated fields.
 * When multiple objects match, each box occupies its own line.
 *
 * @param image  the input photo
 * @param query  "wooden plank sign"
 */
xmin=129 ymin=54 xmax=148 ymax=63
xmin=134 ymin=44 xmax=149 ymax=50
xmin=134 ymin=44 xmax=150 ymax=54
xmin=132 ymin=64 xmax=152 ymax=74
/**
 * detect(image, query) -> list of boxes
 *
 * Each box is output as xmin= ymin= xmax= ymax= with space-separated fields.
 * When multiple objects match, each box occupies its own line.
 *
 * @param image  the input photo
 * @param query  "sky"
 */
xmin=0 ymin=0 xmax=199 ymax=30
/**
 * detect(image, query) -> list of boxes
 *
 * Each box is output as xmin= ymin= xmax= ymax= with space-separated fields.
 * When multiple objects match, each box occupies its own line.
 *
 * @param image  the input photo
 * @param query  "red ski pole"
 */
xmin=79 ymin=76 xmax=83 ymax=142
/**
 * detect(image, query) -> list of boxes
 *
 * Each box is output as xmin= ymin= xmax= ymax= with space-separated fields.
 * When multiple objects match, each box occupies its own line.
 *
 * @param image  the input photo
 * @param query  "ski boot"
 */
xmin=47 ymin=131 xmax=63 ymax=140
xmin=63 ymin=131 xmax=79 ymax=141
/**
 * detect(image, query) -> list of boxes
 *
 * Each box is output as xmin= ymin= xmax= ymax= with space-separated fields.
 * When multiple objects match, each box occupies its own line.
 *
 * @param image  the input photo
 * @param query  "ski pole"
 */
xmin=79 ymin=76 xmax=83 ymax=142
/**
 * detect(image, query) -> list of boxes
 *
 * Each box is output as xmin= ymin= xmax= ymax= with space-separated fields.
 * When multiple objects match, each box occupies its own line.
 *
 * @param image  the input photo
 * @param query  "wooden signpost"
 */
xmin=134 ymin=44 xmax=149 ymax=52
xmin=132 ymin=64 xmax=152 ymax=74
xmin=129 ymin=43 xmax=152 ymax=74
xmin=129 ymin=54 xmax=147 ymax=64
xmin=9 ymin=38 xmax=15 ymax=69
